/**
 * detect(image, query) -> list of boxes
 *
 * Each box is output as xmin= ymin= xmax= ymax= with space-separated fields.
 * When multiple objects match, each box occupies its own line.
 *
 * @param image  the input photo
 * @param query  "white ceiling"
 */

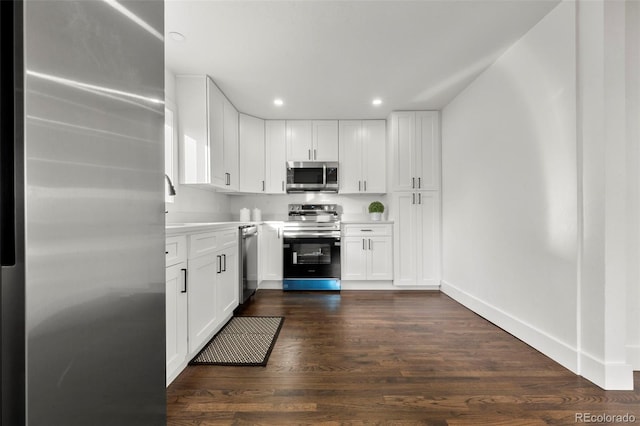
xmin=165 ymin=0 xmax=560 ymax=119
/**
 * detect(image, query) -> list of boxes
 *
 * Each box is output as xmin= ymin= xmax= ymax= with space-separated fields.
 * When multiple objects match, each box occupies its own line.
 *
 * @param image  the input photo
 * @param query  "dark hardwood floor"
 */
xmin=167 ymin=290 xmax=640 ymax=425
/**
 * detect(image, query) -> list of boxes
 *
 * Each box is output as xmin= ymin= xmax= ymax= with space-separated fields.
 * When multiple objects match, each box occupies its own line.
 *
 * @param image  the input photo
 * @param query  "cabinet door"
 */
xmin=265 ymin=120 xmax=286 ymax=193
xmin=312 ymin=120 xmax=338 ymax=161
xmin=390 ymin=112 xmax=416 ymax=192
xmin=416 ymin=111 xmax=440 ymax=190
xmin=166 ymin=263 xmax=188 ymax=384
xmin=187 ymin=253 xmax=218 ymax=353
xmin=286 ymin=120 xmax=313 ymax=161
xmin=392 ymin=192 xmax=418 ymax=286
xmin=217 ymin=246 xmax=239 ymax=322
xmin=260 ymin=223 xmax=283 ymax=281
xmin=223 ymin=97 xmax=239 ymax=190
xmin=177 ymin=75 xmax=209 ymax=184
xmin=239 ymin=114 xmax=266 ymax=193
xmin=338 ymin=120 xmax=362 ymax=194
xmin=207 ymin=78 xmax=225 ymax=187
xmin=417 ymin=192 xmax=440 ymax=286
xmin=362 ymin=120 xmax=386 ymax=193
xmin=367 ymin=236 xmax=393 ymax=280
xmin=341 ymin=237 xmax=368 ymax=280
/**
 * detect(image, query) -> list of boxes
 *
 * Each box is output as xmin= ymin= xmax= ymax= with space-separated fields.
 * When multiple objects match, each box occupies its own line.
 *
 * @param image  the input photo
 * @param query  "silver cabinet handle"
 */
xmin=282 ymin=180 xmax=284 ymax=192
xmin=262 ymin=180 xmax=265 ymax=192
xmin=308 ymin=149 xmax=311 ymax=160
xmin=363 ymin=239 xmax=366 ymax=250
xmin=359 ymin=181 xmax=361 ymax=191
xmin=360 ymin=229 xmax=373 ymax=232
xmin=412 ymin=193 xmax=415 ymax=204
xmin=364 ymin=181 xmax=367 ymax=191
xmin=418 ymin=193 xmax=422 ymax=204
xmin=412 ymin=177 xmax=415 ymax=189
xmin=314 ymin=149 xmax=317 ymax=160
xmin=418 ymin=177 xmax=421 ymax=189
xmin=368 ymin=239 xmax=372 ymax=250
xmin=216 ymin=255 xmax=222 ymax=273
xmin=222 ymin=253 xmax=227 ymax=272
xmin=181 ymin=268 xmax=187 ymax=293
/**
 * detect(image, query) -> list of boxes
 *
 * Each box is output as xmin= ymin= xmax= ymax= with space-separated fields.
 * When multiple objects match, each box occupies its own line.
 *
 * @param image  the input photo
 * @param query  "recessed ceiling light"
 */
xmin=372 ymin=98 xmax=383 ymax=106
xmin=274 ymin=98 xmax=284 ymax=106
xmin=168 ymin=31 xmax=185 ymax=42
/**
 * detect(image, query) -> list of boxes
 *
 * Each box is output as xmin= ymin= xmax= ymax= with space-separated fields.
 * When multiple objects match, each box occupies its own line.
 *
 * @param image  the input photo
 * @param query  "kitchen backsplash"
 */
xmin=227 ymin=193 xmax=391 ymax=222
xmin=166 ymin=185 xmax=233 ymax=223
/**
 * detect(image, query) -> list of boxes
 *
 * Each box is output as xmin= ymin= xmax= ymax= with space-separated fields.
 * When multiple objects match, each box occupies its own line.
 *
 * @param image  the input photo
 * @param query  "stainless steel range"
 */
xmin=282 ymin=204 xmax=341 ymax=291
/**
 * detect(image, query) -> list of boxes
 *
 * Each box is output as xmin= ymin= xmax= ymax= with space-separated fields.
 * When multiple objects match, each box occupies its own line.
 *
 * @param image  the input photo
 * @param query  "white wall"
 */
xmin=441 ymin=1 xmax=579 ymax=371
xmin=164 ymin=69 xmax=231 ymax=223
xmin=626 ymin=0 xmax=640 ymax=371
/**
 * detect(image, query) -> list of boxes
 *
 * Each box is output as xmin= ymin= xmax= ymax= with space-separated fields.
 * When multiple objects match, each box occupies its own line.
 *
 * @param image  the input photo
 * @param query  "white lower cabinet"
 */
xmin=341 ymin=224 xmax=393 ymax=280
xmin=392 ymin=192 xmax=440 ymax=287
xmin=166 ymin=227 xmax=239 ymax=385
xmin=259 ymin=222 xmax=283 ymax=282
xmin=187 ymin=252 xmax=220 ymax=354
xmin=165 ymin=236 xmax=188 ymax=385
xmin=215 ymin=233 xmax=239 ymax=321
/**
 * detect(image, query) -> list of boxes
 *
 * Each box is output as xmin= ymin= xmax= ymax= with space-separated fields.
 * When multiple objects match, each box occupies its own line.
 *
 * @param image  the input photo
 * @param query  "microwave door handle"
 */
xmin=322 ymin=164 xmax=326 ymax=186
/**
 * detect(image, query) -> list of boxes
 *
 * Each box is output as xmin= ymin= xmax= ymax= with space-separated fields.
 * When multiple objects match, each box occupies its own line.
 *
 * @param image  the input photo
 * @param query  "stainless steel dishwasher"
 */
xmin=239 ymin=225 xmax=258 ymax=305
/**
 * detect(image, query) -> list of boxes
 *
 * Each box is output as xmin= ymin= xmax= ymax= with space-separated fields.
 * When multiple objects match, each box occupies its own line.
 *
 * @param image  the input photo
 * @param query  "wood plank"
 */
xmin=167 ymin=290 xmax=640 ymax=424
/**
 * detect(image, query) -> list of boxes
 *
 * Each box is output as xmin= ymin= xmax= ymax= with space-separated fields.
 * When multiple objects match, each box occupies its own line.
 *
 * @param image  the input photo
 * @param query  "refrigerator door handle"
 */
xmin=1 ymin=1 xmax=17 ymax=266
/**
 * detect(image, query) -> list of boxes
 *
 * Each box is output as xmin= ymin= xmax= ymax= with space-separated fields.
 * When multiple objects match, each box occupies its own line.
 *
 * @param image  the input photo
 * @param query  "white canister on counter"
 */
xmin=239 ymin=208 xmax=250 ymax=222
xmin=252 ymin=208 xmax=262 ymax=222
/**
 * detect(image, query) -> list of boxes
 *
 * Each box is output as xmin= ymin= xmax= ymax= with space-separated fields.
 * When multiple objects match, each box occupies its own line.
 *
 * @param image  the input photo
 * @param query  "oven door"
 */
xmin=283 ymin=235 xmax=341 ymax=279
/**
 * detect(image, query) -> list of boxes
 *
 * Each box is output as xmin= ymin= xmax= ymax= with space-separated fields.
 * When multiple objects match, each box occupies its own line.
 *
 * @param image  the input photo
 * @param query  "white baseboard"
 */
xmin=341 ymin=281 xmax=397 ymax=290
xmin=258 ymin=280 xmax=439 ymax=291
xmin=580 ymin=350 xmax=634 ymax=390
xmin=258 ymin=280 xmax=283 ymax=290
xmin=440 ymin=279 xmax=578 ymax=374
xmin=627 ymin=344 xmax=640 ymax=371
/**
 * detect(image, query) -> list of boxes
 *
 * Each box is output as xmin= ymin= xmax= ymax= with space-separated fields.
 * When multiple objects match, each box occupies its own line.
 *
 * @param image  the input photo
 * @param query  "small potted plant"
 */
xmin=368 ymin=201 xmax=384 ymax=221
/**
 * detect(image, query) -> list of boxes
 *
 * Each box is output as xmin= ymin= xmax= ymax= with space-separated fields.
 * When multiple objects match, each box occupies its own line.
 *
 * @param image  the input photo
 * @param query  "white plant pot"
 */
xmin=370 ymin=212 xmax=382 ymax=221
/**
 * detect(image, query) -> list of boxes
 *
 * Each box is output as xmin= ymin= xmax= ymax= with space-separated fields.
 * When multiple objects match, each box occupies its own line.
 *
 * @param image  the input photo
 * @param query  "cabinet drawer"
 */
xmin=166 ymin=235 xmax=187 ymax=267
xmin=189 ymin=232 xmax=218 ymax=258
xmin=218 ymin=228 xmax=238 ymax=248
xmin=342 ymin=224 xmax=392 ymax=237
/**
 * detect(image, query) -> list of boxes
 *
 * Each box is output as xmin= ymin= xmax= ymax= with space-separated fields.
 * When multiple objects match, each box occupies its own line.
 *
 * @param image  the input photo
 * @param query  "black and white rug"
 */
xmin=190 ymin=316 xmax=284 ymax=366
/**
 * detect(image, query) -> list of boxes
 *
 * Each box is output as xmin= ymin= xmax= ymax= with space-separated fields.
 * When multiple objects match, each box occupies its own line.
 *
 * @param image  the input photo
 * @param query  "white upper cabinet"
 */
xmin=339 ymin=120 xmax=386 ymax=194
xmin=389 ymin=111 xmax=440 ymax=192
xmin=286 ymin=120 xmax=312 ymax=161
xmin=239 ymin=114 xmax=266 ymax=193
xmin=312 ymin=120 xmax=339 ymax=161
xmin=176 ymin=75 xmax=210 ymax=184
xmin=208 ymin=79 xmax=225 ymax=187
xmin=222 ymin=97 xmax=239 ymax=191
xmin=286 ymin=120 xmax=338 ymax=161
xmin=176 ymin=75 xmax=239 ymax=190
xmin=265 ymin=120 xmax=287 ymax=194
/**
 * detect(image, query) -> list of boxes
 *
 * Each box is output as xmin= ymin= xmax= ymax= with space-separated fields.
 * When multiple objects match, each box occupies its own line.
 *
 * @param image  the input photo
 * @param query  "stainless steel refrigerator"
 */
xmin=1 ymin=1 xmax=166 ymax=424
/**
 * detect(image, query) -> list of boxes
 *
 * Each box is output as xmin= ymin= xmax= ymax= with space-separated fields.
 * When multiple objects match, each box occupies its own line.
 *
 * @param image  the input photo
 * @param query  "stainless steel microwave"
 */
xmin=286 ymin=161 xmax=339 ymax=193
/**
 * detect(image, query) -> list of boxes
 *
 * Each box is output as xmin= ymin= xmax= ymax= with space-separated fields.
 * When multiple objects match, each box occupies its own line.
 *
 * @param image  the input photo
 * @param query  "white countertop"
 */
xmin=341 ymin=220 xmax=394 ymax=224
xmin=165 ymin=221 xmax=257 ymax=235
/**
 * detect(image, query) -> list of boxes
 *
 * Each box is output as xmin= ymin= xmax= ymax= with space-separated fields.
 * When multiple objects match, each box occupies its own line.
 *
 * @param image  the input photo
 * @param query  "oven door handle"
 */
xmin=283 ymin=232 xmax=341 ymax=238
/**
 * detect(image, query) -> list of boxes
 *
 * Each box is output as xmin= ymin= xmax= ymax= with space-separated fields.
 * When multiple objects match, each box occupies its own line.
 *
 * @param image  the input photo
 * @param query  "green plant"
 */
xmin=368 ymin=201 xmax=384 ymax=214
